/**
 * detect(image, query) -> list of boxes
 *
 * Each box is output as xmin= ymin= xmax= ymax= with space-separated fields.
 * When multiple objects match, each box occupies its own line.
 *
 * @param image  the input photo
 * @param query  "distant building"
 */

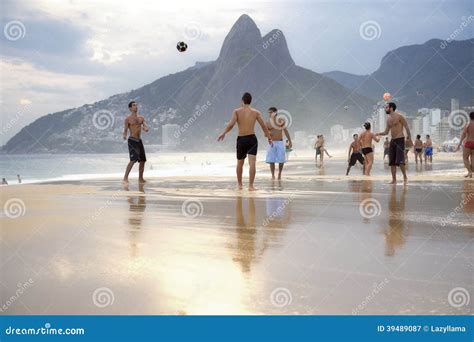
xmin=422 ymin=115 xmax=430 ymax=135
xmin=330 ymin=125 xmax=344 ymax=142
xmin=377 ymin=107 xmax=386 ymax=132
xmin=430 ymin=108 xmax=441 ymax=126
xmin=451 ymin=98 xmax=459 ymax=113
xmin=162 ymin=124 xmax=180 ymax=146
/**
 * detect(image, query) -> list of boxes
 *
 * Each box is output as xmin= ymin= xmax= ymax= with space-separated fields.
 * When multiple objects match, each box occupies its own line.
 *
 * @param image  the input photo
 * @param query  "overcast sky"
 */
xmin=1 ymin=0 xmax=472 ymax=144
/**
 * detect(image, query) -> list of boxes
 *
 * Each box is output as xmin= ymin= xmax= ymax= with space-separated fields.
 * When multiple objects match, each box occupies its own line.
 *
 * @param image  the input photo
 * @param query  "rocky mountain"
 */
xmin=324 ymin=38 xmax=474 ymax=112
xmin=3 ymin=14 xmax=375 ymax=153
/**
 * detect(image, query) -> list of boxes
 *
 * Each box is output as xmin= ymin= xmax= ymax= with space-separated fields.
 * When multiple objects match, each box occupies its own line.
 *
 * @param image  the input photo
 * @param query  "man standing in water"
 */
xmin=218 ymin=92 xmax=272 ymax=191
xmin=424 ymin=134 xmax=433 ymax=163
xmin=456 ymin=112 xmax=474 ymax=178
xmin=376 ymin=102 xmax=412 ymax=184
xmin=266 ymin=107 xmax=292 ymax=180
xmin=359 ymin=122 xmax=380 ymax=176
xmin=123 ymin=101 xmax=149 ymax=185
xmin=346 ymin=133 xmax=365 ymax=175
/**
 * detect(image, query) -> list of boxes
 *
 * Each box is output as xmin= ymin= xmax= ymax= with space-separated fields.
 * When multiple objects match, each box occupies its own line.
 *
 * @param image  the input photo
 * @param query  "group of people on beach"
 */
xmin=121 ymin=93 xmax=474 ymax=189
xmin=1 ymin=175 xmax=22 ymax=186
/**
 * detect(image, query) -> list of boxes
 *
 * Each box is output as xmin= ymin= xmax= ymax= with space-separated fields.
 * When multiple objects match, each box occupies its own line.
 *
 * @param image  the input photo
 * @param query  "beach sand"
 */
xmin=1 ymin=155 xmax=473 ymax=315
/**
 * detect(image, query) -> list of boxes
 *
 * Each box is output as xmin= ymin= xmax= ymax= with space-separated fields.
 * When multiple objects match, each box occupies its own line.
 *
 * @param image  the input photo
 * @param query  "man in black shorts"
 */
xmin=123 ymin=101 xmax=149 ymax=185
xmin=346 ymin=133 xmax=365 ymax=175
xmin=376 ymin=102 xmax=412 ymax=184
xmin=218 ymin=92 xmax=272 ymax=191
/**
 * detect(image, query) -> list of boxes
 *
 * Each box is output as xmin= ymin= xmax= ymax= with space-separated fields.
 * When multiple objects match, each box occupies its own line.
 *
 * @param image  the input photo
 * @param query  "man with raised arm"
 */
xmin=218 ymin=92 xmax=272 ymax=191
xmin=376 ymin=102 xmax=412 ymax=185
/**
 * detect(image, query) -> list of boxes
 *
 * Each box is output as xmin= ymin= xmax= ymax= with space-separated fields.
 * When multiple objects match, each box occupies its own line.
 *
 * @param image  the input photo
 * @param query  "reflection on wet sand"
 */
xmin=126 ymin=183 xmax=146 ymax=257
xmin=231 ymin=194 xmax=291 ymax=274
xmin=462 ymin=180 xmax=474 ymax=213
xmin=384 ymin=186 xmax=407 ymax=256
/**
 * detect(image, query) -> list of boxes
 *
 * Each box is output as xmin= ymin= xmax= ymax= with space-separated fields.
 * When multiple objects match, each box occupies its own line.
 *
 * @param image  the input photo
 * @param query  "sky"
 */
xmin=0 ymin=0 xmax=472 ymax=145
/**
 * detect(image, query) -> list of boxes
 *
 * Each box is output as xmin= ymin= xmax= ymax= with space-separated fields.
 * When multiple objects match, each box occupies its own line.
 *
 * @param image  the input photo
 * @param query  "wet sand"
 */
xmin=1 ymin=155 xmax=473 ymax=315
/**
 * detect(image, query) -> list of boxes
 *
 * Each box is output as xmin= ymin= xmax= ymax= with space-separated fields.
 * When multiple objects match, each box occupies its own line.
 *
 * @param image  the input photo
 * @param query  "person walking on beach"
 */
xmin=17 ymin=174 xmax=22 ymax=183
xmin=414 ymin=135 xmax=423 ymax=164
xmin=314 ymin=135 xmax=331 ymax=166
xmin=346 ymin=133 xmax=365 ymax=175
xmin=266 ymin=107 xmax=292 ymax=180
xmin=424 ymin=135 xmax=433 ymax=163
xmin=383 ymin=137 xmax=390 ymax=162
xmin=359 ymin=122 xmax=380 ymax=176
xmin=455 ymin=112 xmax=474 ymax=178
xmin=122 ymin=101 xmax=149 ymax=185
xmin=2 ymin=178 xmax=8 ymax=185
xmin=217 ymin=92 xmax=272 ymax=191
xmin=376 ymin=102 xmax=412 ymax=185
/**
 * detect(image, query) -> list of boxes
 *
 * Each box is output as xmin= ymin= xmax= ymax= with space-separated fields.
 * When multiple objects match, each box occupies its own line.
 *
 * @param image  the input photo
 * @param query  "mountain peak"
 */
xmin=218 ymin=14 xmax=261 ymax=60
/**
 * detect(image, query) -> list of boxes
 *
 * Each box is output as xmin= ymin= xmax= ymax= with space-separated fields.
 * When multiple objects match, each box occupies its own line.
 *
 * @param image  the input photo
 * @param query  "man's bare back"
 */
xmin=466 ymin=121 xmax=474 ymax=141
xmin=235 ymin=106 xmax=260 ymax=136
xmin=359 ymin=131 xmax=377 ymax=148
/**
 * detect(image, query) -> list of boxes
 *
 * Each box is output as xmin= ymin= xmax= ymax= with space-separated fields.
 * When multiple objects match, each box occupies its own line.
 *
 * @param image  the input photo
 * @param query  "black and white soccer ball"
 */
xmin=176 ymin=41 xmax=188 ymax=52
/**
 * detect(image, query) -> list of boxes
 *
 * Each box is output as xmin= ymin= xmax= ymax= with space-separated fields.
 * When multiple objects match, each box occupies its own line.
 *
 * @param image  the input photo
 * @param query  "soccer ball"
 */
xmin=177 ymin=41 xmax=188 ymax=52
xmin=383 ymin=92 xmax=392 ymax=101
xmin=344 ymin=105 xmax=349 ymax=110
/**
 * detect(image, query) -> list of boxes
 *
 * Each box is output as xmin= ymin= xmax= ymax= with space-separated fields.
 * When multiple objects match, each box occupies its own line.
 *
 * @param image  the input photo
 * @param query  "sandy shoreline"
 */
xmin=0 ymin=156 xmax=472 ymax=315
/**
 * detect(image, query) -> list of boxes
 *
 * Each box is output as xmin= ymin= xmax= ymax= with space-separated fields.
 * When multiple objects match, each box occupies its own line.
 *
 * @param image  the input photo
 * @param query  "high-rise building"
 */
xmin=430 ymin=108 xmax=441 ymax=126
xmin=162 ymin=124 xmax=181 ymax=146
xmin=330 ymin=124 xmax=344 ymax=141
xmin=451 ymin=98 xmax=459 ymax=113
xmin=377 ymin=107 xmax=386 ymax=132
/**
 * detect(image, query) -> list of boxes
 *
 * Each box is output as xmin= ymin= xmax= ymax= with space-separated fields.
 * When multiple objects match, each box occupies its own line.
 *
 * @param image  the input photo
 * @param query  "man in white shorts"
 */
xmin=266 ymin=107 xmax=292 ymax=180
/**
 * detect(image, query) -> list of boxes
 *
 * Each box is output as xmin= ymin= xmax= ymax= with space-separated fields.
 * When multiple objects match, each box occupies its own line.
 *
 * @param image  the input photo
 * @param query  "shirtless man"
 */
xmin=455 ymin=112 xmax=474 ymax=178
xmin=346 ymin=133 xmax=365 ymax=175
xmin=383 ymin=137 xmax=390 ymax=162
xmin=424 ymin=134 xmax=433 ymax=163
xmin=376 ymin=102 xmax=412 ymax=184
xmin=266 ymin=107 xmax=292 ymax=180
xmin=359 ymin=122 xmax=380 ymax=176
xmin=414 ymin=135 xmax=423 ymax=164
xmin=217 ymin=92 xmax=272 ymax=190
xmin=314 ymin=135 xmax=331 ymax=166
xmin=122 ymin=101 xmax=149 ymax=185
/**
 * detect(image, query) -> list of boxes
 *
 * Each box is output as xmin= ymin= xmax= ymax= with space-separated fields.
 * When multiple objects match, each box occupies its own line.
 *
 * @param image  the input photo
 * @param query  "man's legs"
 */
xmin=236 ymin=159 xmax=244 ymax=189
xmin=390 ymin=165 xmax=397 ymax=184
xmin=365 ymin=153 xmax=374 ymax=176
xmin=248 ymin=155 xmax=257 ymax=191
xmin=278 ymin=163 xmax=284 ymax=180
xmin=138 ymin=161 xmax=146 ymax=182
xmin=269 ymin=163 xmax=275 ymax=179
xmin=462 ymin=148 xmax=472 ymax=177
xmin=123 ymin=161 xmax=136 ymax=184
xmin=400 ymin=164 xmax=408 ymax=184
